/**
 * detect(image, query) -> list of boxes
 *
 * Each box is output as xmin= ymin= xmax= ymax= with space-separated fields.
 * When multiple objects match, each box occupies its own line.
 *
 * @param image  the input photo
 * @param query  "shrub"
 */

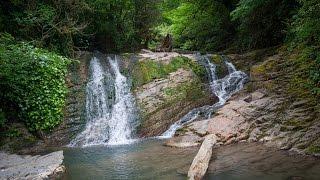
xmin=289 ymin=0 xmax=320 ymax=96
xmin=231 ymin=0 xmax=298 ymax=50
xmin=165 ymin=1 xmax=232 ymax=51
xmin=0 ymin=33 xmax=71 ymax=132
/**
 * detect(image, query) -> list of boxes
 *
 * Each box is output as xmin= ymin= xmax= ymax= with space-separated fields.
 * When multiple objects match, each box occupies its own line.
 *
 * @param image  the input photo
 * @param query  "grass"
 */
xmin=163 ymin=80 xmax=207 ymax=102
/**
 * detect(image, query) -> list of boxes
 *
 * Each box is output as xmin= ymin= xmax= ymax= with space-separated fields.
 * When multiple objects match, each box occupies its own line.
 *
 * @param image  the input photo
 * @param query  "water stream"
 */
xmin=69 ymin=56 xmax=137 ymax=147
xmin=161 ymin=54 xmax=248 ymax=138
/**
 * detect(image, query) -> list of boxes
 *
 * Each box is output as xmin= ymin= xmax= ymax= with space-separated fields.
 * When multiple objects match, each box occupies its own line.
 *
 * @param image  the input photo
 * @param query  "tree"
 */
xmin=162 ymin=0 xmax=233 ymax=51
xmin=231 ymin=0 xmax=298 ymax=50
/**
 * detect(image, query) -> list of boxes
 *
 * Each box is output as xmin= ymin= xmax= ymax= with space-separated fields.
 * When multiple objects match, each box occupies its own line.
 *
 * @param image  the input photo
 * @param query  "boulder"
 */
xmin=164 ymin=134 xmax=203 ymax=148
xmin=0 ymin=151 xmax=65 ymax=179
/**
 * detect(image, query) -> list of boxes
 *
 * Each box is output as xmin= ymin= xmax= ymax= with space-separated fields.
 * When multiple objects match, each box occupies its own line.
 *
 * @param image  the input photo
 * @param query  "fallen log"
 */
xmin=188 ymin=134 xmax=217 ymax=180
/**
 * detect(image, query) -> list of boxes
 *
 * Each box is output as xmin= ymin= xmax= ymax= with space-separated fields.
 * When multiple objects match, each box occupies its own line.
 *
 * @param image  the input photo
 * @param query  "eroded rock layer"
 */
xmin=167 ymin=50 xmax=320 ymax=156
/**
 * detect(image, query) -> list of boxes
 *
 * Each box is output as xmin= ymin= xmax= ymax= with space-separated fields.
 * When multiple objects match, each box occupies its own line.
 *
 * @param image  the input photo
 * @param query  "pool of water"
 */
xmin=61 ymin=139 xmax=197 ymax=180
xmin=206 ymin=143 xmax=320 ymax=180
xmin=61 ymin=139 xmax=320 ymax=180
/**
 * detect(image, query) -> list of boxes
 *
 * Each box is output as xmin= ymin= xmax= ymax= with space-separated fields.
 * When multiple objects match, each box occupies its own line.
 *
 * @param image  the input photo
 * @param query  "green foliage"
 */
xmin=231 ymin=0 xmax=298 ymax=50
xmin=0 ymin=0 xmax=90 ymax=56
xmin=0 ymin=128 xmax=22 ymax=138
xmin=290 ymin=0 xmax=320 ymax=45
xmin=289 ymin=0 xmax=320 ymax=96
xmin=0 ymin=33 xmax=71 ymax=132
xmin=87 ymin=0 xmax=138 ymax=51
xmin=307 ymin=144 xmax=320 ymax=154
xmin=164 ymin=80 xmax=205 ymax=101
xmin=131 ymin=56 xmax=206 ymax=89
xmin=162 ymin=0 xmax=232 ymax=51
xmin=0 ymin=0 xmax=160 ymax=54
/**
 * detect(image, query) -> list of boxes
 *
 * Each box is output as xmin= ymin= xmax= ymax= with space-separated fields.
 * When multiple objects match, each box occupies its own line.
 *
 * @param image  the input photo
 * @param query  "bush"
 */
xmin=289 ymin=0 xmax=320 ymax=95
xmin=165 ymin=1 xmax=232 ymax=51
xmin=0 ymin=33 xmax=71 ymax=132
xmin=231 ymin=0 xmax=298 ymax=50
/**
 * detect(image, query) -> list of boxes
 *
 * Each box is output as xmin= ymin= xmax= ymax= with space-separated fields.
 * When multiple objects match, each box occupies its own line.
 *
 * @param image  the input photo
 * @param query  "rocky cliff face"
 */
xmin=26 ymin=49 xmax=319 ymax=155
xmin=131 ymin=52 xmax=217 ymax=137
xmin=135 ymin=68 xmax=216 ymax=137
xmin=167 ymin=49 xmax=320 ymax=156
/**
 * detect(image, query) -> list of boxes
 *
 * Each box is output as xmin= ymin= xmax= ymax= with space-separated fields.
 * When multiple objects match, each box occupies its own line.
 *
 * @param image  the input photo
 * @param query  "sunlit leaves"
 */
xmin=164 ymin=0 xmax=231 ymax=51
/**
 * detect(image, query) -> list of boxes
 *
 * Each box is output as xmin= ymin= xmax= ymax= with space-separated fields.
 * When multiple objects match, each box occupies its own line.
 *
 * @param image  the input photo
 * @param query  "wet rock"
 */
xmin=187 ymin=120 xmax=209 ymax=137
xmin=135 ymin=68 xmax=216 ymax=137
xmin=0 ymin=151 xmax=65 ymax=179
xmin=163 ymin=50 xmax=319 ymax=158
xmin=164 ymin=134 xmax=203 ymax=148
xmin=186 ymin=94 xmax=258 ymax=143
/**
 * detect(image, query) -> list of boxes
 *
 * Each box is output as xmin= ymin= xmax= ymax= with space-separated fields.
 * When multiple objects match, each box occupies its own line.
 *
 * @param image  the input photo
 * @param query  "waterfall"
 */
xmin=69 ymin=56 xmax=137 ymax=147
xmin=161 ymin=55 xmax=248 ymax=138
xmin=107 ymin=57 xmax=137 ymax=145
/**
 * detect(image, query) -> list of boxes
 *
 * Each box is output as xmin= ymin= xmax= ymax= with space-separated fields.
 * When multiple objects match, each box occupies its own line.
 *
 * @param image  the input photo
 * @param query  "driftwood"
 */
xmin=188 ymin=134 xmax=217 ymax=180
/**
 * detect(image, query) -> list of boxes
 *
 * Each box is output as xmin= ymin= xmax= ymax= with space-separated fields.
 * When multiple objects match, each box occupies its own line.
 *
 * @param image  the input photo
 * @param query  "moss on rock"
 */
xmin=133 ymin=55 xmax=216 ymax=137
xmin=209 ymin=55 xmax=229 ymax=78
xmin=131 ymin=56 xmax=207 ymax=89
xmin=306 ymin=144 xmax=320 ymax=154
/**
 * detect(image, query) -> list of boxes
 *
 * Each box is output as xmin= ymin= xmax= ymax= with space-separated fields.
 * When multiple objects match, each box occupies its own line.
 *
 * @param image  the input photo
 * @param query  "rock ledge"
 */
xmin=0 ymin=151 xmax=65 ymax=179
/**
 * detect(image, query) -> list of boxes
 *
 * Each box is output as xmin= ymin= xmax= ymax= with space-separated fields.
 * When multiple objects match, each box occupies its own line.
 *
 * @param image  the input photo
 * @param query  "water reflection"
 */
xmin=62 ymin=140 xmax=320 ymax=180
xmin=206 ymin=143 xmax=320 ymax=180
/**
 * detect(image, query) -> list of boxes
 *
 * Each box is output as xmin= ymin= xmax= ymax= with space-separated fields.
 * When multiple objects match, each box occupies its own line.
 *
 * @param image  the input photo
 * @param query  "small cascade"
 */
xmin=161 ymin=54 xmax=248 ymax=138
xmin=69 ymin=56 xmax=137 ymax=147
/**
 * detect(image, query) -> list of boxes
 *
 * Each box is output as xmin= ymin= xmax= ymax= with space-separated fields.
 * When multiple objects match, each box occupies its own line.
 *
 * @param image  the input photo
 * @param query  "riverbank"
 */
xmin=0 ymin=151 xmax=65 ymax=179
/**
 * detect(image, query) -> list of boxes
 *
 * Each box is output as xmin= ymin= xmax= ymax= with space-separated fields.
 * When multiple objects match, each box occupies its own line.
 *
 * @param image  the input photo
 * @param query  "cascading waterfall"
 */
xmin=69 ymin=56 xmax=137 ymax=147
xmin=161 ymin=55 xmax=248 ymax=138
xmin=107 ymin=57 xmax=137 ymax=145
